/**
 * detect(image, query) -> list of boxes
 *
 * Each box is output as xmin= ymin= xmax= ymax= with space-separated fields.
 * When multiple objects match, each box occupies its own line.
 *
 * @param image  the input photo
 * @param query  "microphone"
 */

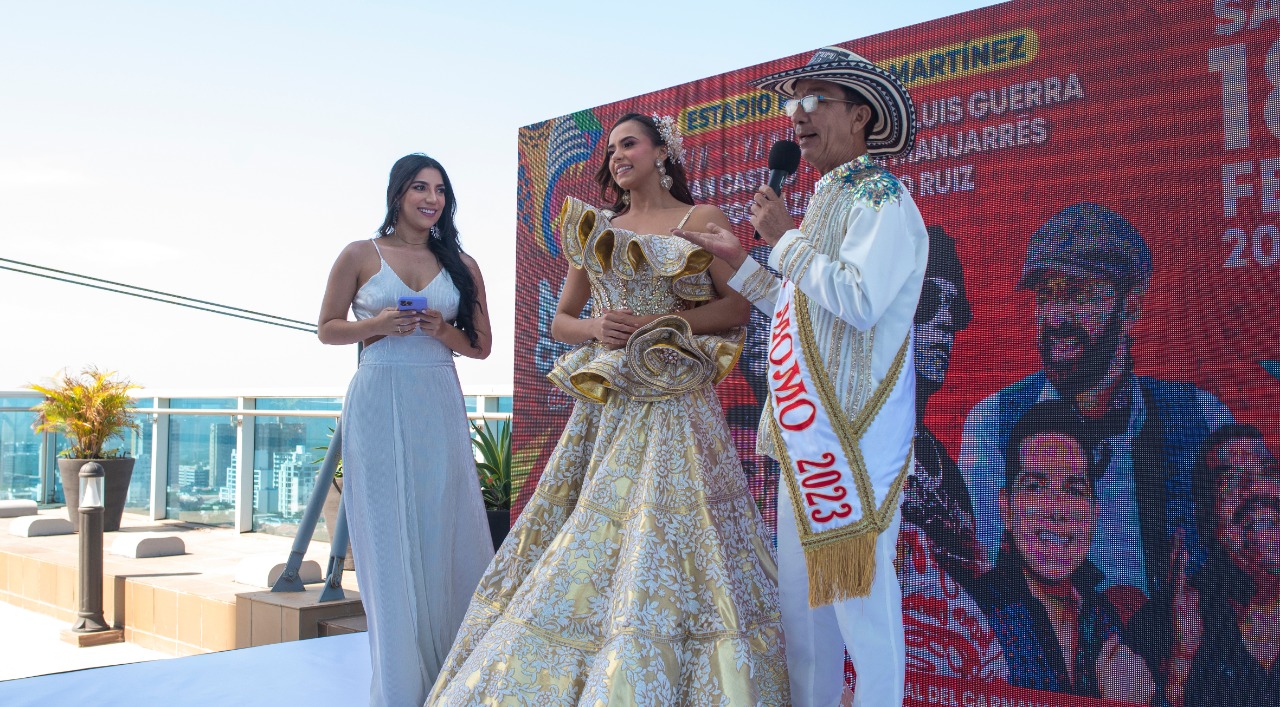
xmin=755 ymin=140 xmax=801 ymax=240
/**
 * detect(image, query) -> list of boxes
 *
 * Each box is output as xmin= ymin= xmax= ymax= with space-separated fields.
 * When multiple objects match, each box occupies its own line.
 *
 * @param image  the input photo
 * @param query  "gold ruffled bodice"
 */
xmin=550 ymin=197 xmax=744 ymax=403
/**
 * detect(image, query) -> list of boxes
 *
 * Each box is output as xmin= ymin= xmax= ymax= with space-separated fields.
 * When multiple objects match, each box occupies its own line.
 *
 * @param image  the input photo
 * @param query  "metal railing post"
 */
xmin=234 ymin=397 xmax=256 ymax=533
xmin=150 ymin=399 xmax=169 ymax=521
xmin=318 ymin=496 xmax=350 ymax=602
xmin=38 ymin=429 xmax=55 ymax=505
xmin=271 ymin=420 xmax=340 ymax=593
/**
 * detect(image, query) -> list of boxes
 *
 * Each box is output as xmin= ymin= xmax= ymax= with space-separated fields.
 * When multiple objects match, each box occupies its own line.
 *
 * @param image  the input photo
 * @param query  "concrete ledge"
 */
xmin=109 ymin=533 xmax=185 ymax=558
xmin=236 ymin=587 xmax=363 ymax=648
xmin=0 ymin=500 xmax=38 ymax=518
xmin=234 ymin=554 xmax=322 ymax=589
xmin=0 ymin=512 xmax=348 ymax=657
xmin=318 ymin=614 xmax=367 ymax=637
xmin=9 ymin=516 xmax=74 ymax=537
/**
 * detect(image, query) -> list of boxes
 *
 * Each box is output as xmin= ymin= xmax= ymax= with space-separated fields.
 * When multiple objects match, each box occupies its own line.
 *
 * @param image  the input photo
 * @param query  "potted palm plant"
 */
xmin=472 ymin=418 xmax=511 ymax=551
xmin=28 ymin=367 xmax=141 ymax=532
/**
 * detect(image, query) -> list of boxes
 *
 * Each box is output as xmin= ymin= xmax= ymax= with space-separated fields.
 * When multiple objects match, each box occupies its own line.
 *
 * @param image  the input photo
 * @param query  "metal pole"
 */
xmin=318 ymin=496 xmax=350 ymax=602
xmin=317 ymin=346 xmax=360 ymax=601
xmin=72 ymin=462 xmax=108 ymax=633
xmin=271 ymin=420 xmax=340 ymax=592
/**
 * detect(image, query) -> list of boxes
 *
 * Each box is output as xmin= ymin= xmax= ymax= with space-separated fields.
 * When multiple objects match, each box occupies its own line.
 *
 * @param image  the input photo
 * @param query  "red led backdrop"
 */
xmin=510 ymin=1 xmax=1280 ymax=704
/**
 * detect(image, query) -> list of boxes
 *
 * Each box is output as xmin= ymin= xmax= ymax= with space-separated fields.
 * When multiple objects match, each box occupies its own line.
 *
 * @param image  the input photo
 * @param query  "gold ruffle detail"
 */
xmin=557 ymin=196 xmax=716 ymax=301
xmin=557 ymin=196 xmax=596 ymax=272
xmin=615 ymin=235 xmax=715 ymax=302
xmin=549 ymin=315 xmax=744 ymax=403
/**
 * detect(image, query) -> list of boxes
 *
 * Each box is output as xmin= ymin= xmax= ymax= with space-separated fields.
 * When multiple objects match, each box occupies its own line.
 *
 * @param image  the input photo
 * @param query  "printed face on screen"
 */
xmin=399 ymin=168 xmax=446 ymax=231
xmin=1032 ymin=273 xmax=1129 ymax=395
xmin=1000 ymin=432 xmax=1096 ymax=583
xmin=915 ymin=277 xmax=966 ymax=388
xmin=1231 ymin=444 xmax=1280 ymax=577
xmin=789 ymin=79 xmax=869 ymax=174
xmin=605 ymin=121 xmax=665 ymax=192
xmin=1239 ymin=495 xmax=1280 ymax=577
xmin=1208 ymin=436 xmax=1272 ymax=559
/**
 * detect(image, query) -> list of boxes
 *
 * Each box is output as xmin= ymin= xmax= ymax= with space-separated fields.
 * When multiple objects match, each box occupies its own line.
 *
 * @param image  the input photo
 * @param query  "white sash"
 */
xmin=766 ymin=279 xmax=913 ymax=606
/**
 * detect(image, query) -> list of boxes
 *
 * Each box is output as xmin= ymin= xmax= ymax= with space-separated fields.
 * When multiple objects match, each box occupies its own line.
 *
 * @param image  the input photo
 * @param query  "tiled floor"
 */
xmin=0 ymin=599 xmax=169 ymax=681
xmin=0 ymin=510 xmax=355 ymax=657
xmin=0 ymin=510 xmax=350 ymax=600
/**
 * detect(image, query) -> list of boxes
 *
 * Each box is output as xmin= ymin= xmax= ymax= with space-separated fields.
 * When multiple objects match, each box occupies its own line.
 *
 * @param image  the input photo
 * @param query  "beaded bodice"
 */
xmin=559 ymin=198 xmax=717 ymax=317
xmin=551 ymin=197 xmax=743 ymax=403
xmin=585 ymin=228 xmax=718 ymax=316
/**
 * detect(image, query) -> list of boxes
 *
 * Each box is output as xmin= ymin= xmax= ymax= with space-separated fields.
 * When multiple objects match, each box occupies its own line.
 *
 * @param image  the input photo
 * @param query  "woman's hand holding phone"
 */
xmin=385 ymin=296 xmax=430 ymax=336
xmin=417 ymin=308 xmax=449 ymax=338
xmin=376 ymin=307 xmax=420 ymax=336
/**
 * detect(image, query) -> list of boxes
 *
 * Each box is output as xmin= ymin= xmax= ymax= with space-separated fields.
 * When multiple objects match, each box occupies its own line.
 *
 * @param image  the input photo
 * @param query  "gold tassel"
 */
xmin=804 ymin=531 xmax=879 ymax=608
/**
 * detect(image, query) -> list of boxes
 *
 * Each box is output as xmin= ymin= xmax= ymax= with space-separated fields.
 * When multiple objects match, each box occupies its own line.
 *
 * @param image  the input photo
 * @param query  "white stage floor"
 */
xmin=0 ymin=634 xmax=372 ymax=707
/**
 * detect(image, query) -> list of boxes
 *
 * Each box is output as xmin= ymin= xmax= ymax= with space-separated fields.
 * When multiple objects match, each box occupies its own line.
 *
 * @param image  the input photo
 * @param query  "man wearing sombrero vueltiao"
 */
xmin=676 ymin=46 xmax=928 ymax=707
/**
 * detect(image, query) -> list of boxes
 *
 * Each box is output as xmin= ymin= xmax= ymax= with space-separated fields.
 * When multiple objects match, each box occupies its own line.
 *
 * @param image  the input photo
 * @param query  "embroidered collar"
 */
xmin=814 ymin=153 xmax=878 ymax=193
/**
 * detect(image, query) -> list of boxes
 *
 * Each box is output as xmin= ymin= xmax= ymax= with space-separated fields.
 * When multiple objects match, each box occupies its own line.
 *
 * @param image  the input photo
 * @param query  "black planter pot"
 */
xmin=58 ymin=457 xmax=135 ymax=533
xmin=486 ymin=509 xmax=510 ymax=551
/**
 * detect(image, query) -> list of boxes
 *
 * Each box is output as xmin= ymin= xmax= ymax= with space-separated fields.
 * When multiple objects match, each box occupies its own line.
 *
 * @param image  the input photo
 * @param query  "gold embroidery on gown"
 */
xmin=428 ymin=197 xmax=789 ymax=706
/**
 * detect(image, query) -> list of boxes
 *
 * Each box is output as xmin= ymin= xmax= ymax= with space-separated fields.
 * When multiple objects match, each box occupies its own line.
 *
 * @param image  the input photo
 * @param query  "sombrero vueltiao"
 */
xmin=750 ymin=46 xmax=917 ymax=157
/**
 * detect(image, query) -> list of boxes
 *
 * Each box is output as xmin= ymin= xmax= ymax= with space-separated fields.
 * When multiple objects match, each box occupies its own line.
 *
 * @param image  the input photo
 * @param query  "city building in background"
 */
xmin=0 ymin=390 xmax=511 ymax=540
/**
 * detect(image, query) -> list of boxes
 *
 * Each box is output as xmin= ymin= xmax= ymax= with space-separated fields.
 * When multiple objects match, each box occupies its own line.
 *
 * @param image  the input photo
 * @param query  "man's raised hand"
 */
xmin=671 ymin=223 xmax=747 ymax=269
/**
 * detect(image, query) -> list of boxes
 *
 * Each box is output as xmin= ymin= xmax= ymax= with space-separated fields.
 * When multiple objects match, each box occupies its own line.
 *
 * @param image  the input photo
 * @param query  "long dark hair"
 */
xmin=377 ymin=153 xmax=481 ymax=349
xmin=593 ymin=113 xmax=694 ymax=214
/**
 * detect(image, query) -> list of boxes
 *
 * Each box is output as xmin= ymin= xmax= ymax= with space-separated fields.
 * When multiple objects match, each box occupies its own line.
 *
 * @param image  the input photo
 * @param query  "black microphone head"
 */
xmin=768 ymin=140 xmax=802 ymax=173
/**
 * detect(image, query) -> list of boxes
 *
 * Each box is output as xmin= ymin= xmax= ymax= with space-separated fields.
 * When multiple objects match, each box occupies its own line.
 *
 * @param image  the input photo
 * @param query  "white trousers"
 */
xmin=777 ymin=479 xmax=905 ymax=707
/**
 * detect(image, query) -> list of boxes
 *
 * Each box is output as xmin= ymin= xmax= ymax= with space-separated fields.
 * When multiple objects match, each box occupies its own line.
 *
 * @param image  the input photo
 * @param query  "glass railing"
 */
xmin=0 ymin=396 xmax=153 ymax=508
xmin=166 ymin=398 xmax=238 ymax=526
xmin=0 ymin=396 xmax=43 ymax=503
xmin=0 ymin=391 xmax=511 ymax=538
xmin=251 ymin=398 xmax=344 ymax=539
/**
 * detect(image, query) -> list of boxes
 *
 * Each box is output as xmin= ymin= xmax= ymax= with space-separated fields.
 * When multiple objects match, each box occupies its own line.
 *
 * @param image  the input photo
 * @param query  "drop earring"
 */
xmin=430 ymin=225 xmax=441 ymax=241
xmin=656 ymin=159 xmax=672 ymax=191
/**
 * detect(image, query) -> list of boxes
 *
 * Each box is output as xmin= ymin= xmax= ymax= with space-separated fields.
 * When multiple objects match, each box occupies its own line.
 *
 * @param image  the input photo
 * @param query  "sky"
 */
xmin=0 ymin=0 xmax=1001 ymax=396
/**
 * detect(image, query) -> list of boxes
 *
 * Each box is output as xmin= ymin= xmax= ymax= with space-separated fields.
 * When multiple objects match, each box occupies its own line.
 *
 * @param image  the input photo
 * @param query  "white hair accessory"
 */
xmin=651 ymin=114 xmax=684 ymax=164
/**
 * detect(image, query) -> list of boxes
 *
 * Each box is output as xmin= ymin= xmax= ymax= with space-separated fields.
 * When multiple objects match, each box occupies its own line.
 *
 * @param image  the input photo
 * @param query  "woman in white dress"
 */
xmin=318 ymin=153 xmax=495 ymax=706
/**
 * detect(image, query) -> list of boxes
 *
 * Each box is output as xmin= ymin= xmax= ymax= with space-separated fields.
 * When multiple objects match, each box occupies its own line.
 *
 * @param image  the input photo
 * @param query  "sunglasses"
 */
xmin=1033 ymin=280 xmax=1118 ymax=314
xmin=783 ymin=94 xmax=856 ymax=117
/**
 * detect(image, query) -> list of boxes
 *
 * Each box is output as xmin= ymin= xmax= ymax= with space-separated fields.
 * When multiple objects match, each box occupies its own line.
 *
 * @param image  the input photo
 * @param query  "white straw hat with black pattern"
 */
xmin=750 ymin=46 xmax=917 ymax=157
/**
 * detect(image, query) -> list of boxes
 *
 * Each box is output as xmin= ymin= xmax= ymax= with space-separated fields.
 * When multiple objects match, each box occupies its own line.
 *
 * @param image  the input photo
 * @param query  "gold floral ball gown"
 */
xmin=428 ymin=198 xmax=789 ymax=706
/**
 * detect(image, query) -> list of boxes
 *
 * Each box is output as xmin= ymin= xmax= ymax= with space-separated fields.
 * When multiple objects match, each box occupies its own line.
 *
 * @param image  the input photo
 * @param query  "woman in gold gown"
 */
xmin=428 ymin=113 xmax=788 ymax=706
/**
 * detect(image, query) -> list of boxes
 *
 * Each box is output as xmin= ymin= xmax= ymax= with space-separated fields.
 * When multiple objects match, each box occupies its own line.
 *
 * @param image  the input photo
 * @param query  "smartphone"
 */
xmin=397 ymin=296 xmax=428 ymax=311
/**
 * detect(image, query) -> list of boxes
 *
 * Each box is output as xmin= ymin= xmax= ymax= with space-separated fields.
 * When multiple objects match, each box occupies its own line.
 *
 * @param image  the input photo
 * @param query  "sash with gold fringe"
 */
xmin=765 ymin=279 xmax=914 ymax=607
